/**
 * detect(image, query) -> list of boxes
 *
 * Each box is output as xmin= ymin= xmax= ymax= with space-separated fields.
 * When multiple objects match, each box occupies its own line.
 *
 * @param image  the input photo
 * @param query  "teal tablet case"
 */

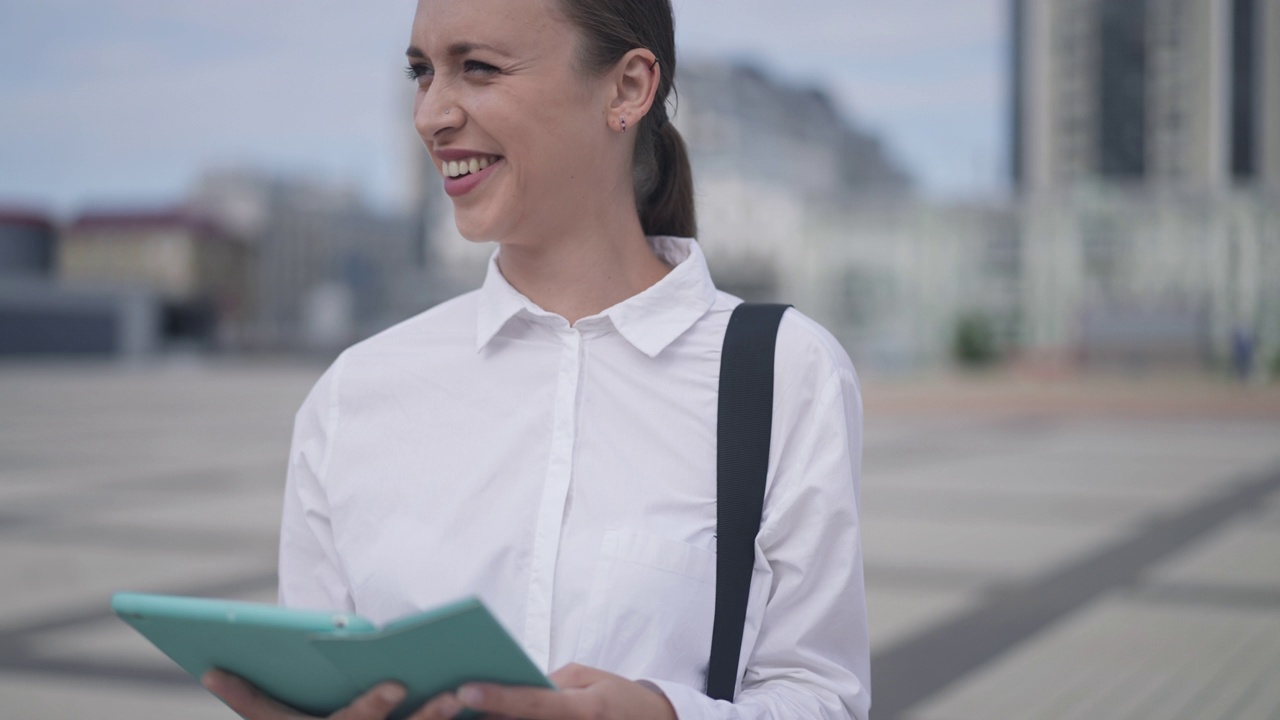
xmin=112 ymin=592 xmax=552 ymax=719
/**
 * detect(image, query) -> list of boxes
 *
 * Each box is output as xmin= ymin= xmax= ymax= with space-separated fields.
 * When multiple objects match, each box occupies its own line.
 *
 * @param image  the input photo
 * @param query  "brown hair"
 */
xmin=556 ymin=0 xmax=697 ymax=238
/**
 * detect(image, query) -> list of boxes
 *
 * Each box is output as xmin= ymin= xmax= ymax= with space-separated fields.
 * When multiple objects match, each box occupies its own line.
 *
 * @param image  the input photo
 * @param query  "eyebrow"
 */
xmin=405 ymin=42 xmax=511 ymax=59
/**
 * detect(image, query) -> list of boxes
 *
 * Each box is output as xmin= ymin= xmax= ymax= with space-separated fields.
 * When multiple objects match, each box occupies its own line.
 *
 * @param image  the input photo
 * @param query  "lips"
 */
xmin=442 ymin=157 xmax=504 ymax=198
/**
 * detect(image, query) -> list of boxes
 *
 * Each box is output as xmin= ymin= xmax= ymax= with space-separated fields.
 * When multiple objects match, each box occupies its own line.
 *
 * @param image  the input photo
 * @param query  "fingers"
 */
xmin=202 ymin=669 xmax=303 ymax=719
xmin=456 ymin=683 xmax=589 ymax=720
xmin=202 ymin=670 xmax=405 ymax=720
xmin=454 ymin=664 xmax=615 ymax=719
xmin=331 ymin=682 xmax=408 ymax=720
xmin=405 ymin=690 xmax=463 ymax=720
xmin=547 ymin=662 xmax=606 ymax=689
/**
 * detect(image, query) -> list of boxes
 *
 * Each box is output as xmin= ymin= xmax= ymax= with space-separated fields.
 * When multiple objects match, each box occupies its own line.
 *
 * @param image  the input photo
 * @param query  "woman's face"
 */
xmin=408 ymin=0 xmax=618 ymax=245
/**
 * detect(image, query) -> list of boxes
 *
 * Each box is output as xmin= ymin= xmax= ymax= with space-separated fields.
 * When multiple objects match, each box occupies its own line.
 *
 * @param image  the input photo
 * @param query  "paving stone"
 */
xmin=1147 ymin=517 xmax=1280 ymax=593
xmin=85 ymin=483 xmax=286 ymax=538
xmin=907 ymin=596 xmax=1280 ymax=720
xmin=0 ymin=673 xmax=235 ymax=719
xmin=31 ymin=583 xmax=277 ymax=668
xmin=3 ymin=365 xmax=1279 ymax=719
xmin=0 ymin=540 xmax=272 ymax=632
xmin=860 ymin=483 xmax=1170 ymax=529
xmin=861 ymin=516 xmax=1128 ymax=582
xmin=866 ymin=587 xmax=979 ymax=653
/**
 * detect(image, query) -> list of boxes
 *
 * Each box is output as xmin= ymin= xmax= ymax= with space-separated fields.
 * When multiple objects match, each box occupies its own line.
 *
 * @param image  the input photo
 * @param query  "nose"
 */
xmin=413 ymin=81 xmax=463 ymax=142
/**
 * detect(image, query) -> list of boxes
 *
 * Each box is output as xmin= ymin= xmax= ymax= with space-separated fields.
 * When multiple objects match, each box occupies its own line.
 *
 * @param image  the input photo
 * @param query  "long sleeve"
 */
xmin=263 ymin=245 xmax=870 ymax=715
xmin=277 ymin=353 xmax=355 ymax=613
xmin=646 ymin=354 xmax=870 ymax=720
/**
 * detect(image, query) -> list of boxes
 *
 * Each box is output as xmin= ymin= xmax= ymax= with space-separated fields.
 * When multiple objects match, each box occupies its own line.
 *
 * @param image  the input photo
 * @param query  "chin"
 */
xmin=455 ymin=225 xmax=492 ymax=244
xmin=450 ymin=209 xmax=499 ymax=244
xmin=452 ymin=200 xmax=527 ymax=246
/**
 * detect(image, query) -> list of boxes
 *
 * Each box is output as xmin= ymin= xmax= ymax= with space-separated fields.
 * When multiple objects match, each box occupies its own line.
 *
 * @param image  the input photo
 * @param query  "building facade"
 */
xmin=59 ymin=209 xmax=251 ymax=349
xmin=1013 ymin=0 xmax=1280 ymax=192
xmin=1011 ymin=0 xmax=1280 ymax=374
xmin=193 ymin=170 xmax=420 ymax=351
xmin=0 ymin=209 xmax=164 ymax=357
xmin=0 ymin=210 xmax=57 ymax=279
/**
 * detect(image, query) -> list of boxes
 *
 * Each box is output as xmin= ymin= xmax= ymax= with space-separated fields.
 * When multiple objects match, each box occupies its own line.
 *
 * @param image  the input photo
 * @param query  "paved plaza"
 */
xmin=1 ymin=362 xmax=1278 ymax=718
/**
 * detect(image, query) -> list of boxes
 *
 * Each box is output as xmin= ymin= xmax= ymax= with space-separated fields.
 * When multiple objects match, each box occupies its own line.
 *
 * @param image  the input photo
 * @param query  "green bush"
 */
xmin=952 ymin=312 xmax=1000 ymax=369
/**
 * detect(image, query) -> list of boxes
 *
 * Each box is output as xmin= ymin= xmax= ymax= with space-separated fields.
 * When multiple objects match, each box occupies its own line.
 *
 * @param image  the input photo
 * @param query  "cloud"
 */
xmin=0 ymin=0 xmax=1008 ymax=208
xmin=0 ymin=0 xmax=420 ymax=209
xmin=675 ymin=0 xmax=1002 ymax=59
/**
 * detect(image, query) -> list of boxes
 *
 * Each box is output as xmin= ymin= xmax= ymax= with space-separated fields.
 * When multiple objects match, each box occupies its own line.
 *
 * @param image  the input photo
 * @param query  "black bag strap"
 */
xmin=707 ymin=302 xmax=790 ymax=701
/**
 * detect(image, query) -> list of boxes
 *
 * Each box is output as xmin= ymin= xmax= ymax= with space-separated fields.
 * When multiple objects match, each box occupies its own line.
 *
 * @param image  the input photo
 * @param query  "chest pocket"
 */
xmin=576 ymin=528 xmax=717 ymax=687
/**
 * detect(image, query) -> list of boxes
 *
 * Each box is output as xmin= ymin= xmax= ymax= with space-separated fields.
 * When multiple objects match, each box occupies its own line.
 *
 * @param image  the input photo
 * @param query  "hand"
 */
xmin=410 ymin=663 xmax=678 ymax=720
xmin=202 ymin=669 xmax=407 ymax=720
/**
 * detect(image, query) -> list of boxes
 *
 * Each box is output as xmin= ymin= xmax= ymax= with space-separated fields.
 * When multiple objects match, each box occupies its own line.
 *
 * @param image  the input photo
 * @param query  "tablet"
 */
xmin=112 ymin=592 xmax=552 ymax=719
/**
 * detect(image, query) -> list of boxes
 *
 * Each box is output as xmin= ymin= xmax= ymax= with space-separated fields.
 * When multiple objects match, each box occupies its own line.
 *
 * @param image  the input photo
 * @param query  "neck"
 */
xmin=495 ymin=208 xmax=672 ymax=326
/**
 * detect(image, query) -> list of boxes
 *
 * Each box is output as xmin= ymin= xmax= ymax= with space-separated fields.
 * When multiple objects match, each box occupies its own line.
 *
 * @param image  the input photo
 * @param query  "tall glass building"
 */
xmin=1011 ymin=0 xmax=1280 ymax=193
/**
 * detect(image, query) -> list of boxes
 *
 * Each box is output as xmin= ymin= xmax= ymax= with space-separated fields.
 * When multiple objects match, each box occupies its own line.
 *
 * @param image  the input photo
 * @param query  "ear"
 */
xmin=607 ymin=48 xmax=661 ymax=132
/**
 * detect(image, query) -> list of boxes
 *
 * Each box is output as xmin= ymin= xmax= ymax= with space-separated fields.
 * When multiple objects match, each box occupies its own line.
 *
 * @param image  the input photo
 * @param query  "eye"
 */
xmin=405 ymin=63 xmax=432 ymax=82
xmin=463 ymin=60 xmax=500 ymax=75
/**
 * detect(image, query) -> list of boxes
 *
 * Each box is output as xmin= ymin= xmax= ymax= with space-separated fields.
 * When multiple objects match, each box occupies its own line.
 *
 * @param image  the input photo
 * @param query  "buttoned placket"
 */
xmin=523 ymin=324 xmax=583 ymax=671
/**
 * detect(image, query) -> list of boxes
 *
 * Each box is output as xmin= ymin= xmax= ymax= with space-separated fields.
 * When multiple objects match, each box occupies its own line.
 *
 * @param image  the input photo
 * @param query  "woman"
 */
xmin=205 ymin=0 xmax=870 ymax=717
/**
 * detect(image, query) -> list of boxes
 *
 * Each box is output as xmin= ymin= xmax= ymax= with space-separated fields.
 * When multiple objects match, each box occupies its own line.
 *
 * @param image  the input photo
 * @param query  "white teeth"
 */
xmin=440 ymin=155 xmax=499 ymax=178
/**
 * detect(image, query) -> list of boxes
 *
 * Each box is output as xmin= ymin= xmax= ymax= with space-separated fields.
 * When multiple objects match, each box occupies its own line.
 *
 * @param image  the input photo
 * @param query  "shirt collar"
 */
xmin=475 ymin=236 xmax=718 ymax=358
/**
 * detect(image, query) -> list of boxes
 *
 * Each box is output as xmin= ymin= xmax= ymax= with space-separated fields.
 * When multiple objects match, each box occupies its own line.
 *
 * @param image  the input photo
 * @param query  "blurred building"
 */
xmin=792 ymin=200 xmax=1020 ymax=372
xmin=1012 ymin=0 xmax=1280 ymax=191
xmin=1010 ymin=0 xmax=1280 ymax=375
xmin=59 ymin=209 xmax=250 ymax=349
xmin=677 ymin=61 xmax=912 ymax=200
xmin=673 ymin=61 xmax=916 ymax=309
xmin=0 ymin=208 xmax=161 ymax=357
xmin=0 ymin=209 xmax=56 ymax=278
xmin=1019 ymin=189 xmax=1277 ymax=371
xmin=192 ymin=170 xmax=422 ymax=351
xmin=672 ymin=62 xmax=1013 ymax=375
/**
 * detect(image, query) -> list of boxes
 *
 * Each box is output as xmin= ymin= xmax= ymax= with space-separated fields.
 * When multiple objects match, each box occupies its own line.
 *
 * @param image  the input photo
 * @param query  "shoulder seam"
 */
xmin=774 ymin=308 xmax=854 ymax=402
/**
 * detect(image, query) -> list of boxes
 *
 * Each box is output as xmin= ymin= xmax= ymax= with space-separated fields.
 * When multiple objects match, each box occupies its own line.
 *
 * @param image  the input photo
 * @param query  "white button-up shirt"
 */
xmin=279 ymin=237 xmax=870 ymax=719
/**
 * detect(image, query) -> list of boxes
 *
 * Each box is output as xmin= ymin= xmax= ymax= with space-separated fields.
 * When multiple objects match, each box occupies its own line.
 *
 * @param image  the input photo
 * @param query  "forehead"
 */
xmin=411 ymin=0 xmax=567 ymax=51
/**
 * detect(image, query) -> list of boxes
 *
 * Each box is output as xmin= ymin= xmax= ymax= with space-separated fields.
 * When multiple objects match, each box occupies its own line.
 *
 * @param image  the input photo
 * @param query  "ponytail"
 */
xmin=555 ymin=0 xmax=697 ymax=237
xmin=638 ymin=120 xmax=696 ymax=238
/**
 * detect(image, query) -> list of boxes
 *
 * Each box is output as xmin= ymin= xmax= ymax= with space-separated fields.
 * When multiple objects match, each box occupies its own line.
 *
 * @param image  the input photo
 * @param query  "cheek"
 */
xmin=522 ymin=99 xmax=607 ymax=176
xmin=500 ymin=78 xmax=601 ymax=150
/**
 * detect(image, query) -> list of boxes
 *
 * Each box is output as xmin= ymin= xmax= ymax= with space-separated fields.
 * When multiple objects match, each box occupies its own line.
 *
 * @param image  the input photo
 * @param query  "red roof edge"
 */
xmin=0 ymin=207 xmax=56 ymax=231
xmin=68 ymin=207 xmax=229 ymax=237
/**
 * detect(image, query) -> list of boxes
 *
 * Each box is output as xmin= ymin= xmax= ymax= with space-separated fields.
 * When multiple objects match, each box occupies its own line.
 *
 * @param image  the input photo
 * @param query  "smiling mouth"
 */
xmin=440 ymin=155 xmax=502 ymax=179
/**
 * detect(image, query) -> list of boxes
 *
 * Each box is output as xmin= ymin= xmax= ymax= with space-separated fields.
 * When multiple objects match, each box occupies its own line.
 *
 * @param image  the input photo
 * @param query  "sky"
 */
xmin=0 ymin=0 xmax=1008 ymax=216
